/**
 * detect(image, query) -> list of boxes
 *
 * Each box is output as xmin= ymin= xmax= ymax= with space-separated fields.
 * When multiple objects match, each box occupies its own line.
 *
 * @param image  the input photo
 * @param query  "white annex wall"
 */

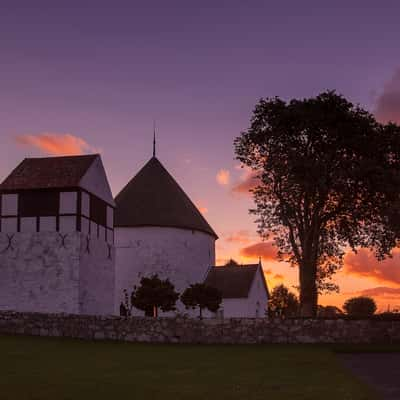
xmin=114 ymin=226 xmax=216 ymax=315
xmin=220 ymin=268 xmax=269 ymax=318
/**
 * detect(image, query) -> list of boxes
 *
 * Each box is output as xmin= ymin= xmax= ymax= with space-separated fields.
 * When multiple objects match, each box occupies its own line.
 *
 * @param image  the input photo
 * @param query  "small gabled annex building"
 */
xmin=204 ymin=263 xmax=269 ymax=318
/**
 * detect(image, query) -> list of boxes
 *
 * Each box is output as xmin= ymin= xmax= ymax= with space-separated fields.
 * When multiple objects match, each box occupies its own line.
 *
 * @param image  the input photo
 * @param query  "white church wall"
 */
xmin=0 ymin=232 xmax=81 ymax=314
xmin=79 ymin=156 xmax=115 ymax=206
xmin=59 ymin=216 xmax=76 ymax=232
xmin=59 ymin=191 xmax=77 ymax=214
xmin=39 ymin=216 xmax=57 ymax=232
xmin=20 ymin=217 xmax=36 ymax=233
xmin=114 ymin=226 xmax=216 ymax=316
xmin=1 ymin=217 xmax=18 ymax=232
xmin=0 ymin=231 xmax=116 ymax=316
xmin=79 ymin=235 xmax=115 ymax=315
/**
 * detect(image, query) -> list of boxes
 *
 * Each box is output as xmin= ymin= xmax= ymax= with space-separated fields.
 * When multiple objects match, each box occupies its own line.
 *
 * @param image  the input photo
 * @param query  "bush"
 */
xmin=343 ymin=296 xmax=377 ymax=317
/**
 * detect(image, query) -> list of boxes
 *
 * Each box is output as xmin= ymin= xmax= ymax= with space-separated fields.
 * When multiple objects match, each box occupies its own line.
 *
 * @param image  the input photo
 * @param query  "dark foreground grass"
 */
xmin=0 ymin=335 xmax=377 ymax=400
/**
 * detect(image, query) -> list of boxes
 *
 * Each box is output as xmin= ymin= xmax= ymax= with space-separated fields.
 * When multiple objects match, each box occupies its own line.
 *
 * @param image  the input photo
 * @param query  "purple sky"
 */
xmin=1 ymin=1 xmax=400 ymax=307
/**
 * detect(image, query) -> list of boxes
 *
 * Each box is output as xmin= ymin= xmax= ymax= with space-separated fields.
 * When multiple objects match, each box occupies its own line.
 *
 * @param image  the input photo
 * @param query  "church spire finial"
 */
xmin=153 ymin=120 xmax=156 ymax=158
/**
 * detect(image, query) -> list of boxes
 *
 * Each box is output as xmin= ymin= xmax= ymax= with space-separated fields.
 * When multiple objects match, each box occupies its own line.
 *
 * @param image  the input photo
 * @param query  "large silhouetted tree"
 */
xmin=235 ymin=91 xmax=400 ymax=317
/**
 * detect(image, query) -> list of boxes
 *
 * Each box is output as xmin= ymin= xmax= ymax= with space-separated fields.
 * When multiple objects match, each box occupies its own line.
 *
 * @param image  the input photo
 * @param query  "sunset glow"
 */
xmin=1 ymin=2 xmax=400 ymax=313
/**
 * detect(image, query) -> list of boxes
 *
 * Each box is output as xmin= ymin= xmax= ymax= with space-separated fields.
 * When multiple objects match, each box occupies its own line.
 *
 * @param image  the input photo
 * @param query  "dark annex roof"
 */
xmin=114 ymin=157 xmax=218 ymax=238
xmin=204 ymin=264 xmax=268 ymax=298
xmin=0 ymin=154 xmax=98 ymax=191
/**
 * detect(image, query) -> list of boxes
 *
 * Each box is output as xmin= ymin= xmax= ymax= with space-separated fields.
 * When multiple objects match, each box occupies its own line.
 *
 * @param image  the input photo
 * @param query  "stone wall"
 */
xmin=0 ymin=311 xmax=399 ymax=344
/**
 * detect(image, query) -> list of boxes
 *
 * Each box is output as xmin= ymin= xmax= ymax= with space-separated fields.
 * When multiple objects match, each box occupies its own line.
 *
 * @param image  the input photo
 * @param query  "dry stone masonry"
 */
xmin=0 ymin=311 xmax=399 ymax=344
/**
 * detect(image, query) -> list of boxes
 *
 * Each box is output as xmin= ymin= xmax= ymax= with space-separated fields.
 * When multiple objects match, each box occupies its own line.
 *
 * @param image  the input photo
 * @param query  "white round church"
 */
xmin=113 ymin=155 xmax=218 ymax=315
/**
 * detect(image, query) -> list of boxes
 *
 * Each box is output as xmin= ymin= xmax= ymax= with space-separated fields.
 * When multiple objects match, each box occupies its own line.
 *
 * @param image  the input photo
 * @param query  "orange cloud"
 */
xmin=231 ymin=170 xmax=260 ymax=195
xmin=344 ymin=248 xmax=400 ymax=285
xmin=240 ymin=241 xmax=278 ymax=261
xmin=16 ymin=133 xmax=97 ymax=156
xmin=358 ymin=286 xmax=400 ymax=299
xmin=273 ymin=273 xmax=284 ymax=280
xmin=264 ymin=268 xmax=272 ymax=275
xmin=216 ymin=169 xmax=230 ymax=185
xmin=375 ymin=68 xmax=400 ymax=123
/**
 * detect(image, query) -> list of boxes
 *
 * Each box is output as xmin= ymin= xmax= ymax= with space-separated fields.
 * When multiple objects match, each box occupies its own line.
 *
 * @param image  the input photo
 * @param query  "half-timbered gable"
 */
xmin=0 ymin=154 xmax=115 ymax=244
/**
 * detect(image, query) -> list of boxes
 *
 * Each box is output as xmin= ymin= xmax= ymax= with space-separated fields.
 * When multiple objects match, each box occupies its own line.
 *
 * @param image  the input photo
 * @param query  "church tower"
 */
xmin=0 ymin=154 xmax=115 ymax=315
xmin=114 ymin=155 xmax=218 ymax=315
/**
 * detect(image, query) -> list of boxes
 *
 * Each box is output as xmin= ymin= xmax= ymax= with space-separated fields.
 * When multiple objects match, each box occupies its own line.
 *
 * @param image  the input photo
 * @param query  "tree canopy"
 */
xmin=130 ymin=274 xmax=179 ymax=317
xmin=235 ymin=91 xmax=400 ymax=317
xmin=343 ymin=296 xmax=377 ymax=317
xmin=181 ymin=283 xmax=222 ymax=319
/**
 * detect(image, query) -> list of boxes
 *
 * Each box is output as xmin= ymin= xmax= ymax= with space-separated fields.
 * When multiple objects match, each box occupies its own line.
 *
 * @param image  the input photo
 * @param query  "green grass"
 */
xmin=0 ymin=335 xmax=377 ymax=400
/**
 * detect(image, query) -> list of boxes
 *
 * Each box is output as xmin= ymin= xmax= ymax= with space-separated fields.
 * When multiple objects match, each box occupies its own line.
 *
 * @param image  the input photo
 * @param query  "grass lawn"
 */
xmin=0 ymin=335 xmax=378 ymax=400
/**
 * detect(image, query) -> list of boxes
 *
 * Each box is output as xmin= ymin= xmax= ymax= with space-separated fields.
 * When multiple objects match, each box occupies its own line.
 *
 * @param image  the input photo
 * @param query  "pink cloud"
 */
xmin=216 ymin=169 xmax=230 ymax=185
xmin=224 ymin=230 xmax=255 ymax=245
xmin=15 ymin=133 xmax=97 ymax=156
xmin=231 ymin=170 xmax=260 ymax=195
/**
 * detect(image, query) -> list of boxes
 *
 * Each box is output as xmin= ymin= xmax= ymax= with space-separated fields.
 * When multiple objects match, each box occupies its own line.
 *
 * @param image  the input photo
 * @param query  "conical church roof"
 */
xmin=114 ymin=157 xmax=218 ymax=238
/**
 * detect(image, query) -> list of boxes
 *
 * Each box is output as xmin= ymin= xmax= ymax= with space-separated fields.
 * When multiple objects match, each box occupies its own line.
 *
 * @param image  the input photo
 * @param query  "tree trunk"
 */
xmin=153 ymin=305 xmax=158 ymax=318
xmin=299 ymin=262 xmax=318 ymax=317
xmin=199 ymin=307 xmax=203 ymax=320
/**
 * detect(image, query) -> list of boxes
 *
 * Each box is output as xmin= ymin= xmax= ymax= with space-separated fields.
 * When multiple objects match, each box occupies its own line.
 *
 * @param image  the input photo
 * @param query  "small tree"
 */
xmin=343 ymin=296 xmax=377 ymax=317
xmin=181 ymin=283 xmax=222 ymax=319
xmin=131 ymin=274 xmax=179 ymax=317
xmin=268 ymin=284 xmax=299 ymax=318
